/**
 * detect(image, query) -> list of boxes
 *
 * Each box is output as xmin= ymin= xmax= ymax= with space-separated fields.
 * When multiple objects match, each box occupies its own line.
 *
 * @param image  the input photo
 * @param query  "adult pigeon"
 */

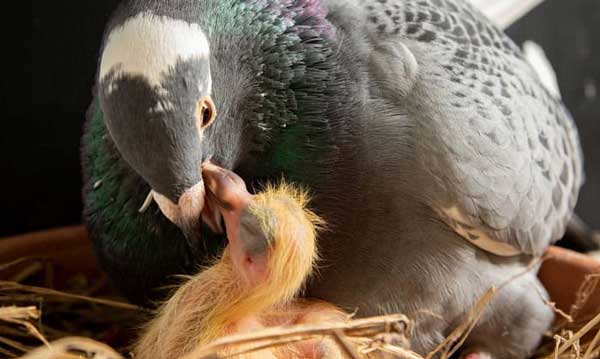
xmin=81 ymin=0 xmax=583 ymax=357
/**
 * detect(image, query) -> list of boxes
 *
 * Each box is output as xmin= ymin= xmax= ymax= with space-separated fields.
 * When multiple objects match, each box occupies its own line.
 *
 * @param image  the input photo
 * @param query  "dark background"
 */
xmin=6 ymin=0 xmax=599 ymax=237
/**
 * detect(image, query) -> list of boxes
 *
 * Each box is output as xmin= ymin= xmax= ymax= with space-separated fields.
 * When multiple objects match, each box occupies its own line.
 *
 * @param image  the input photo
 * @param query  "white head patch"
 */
xmin=100 ymin=12 xmax=211 ymax=92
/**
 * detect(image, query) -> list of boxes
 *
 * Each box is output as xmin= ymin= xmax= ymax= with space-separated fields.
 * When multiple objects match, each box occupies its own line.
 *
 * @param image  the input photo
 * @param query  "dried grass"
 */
xmin=0 ymin=256 xmax=142 ymax=358
xmin=183 ymin=314 xmax=420 ymax=359
xmin=1 ymin=255 xmax=599 ymax=359
xmin=20 ymin=337 xmax=123 ymax=359
xmin=533 ymin=274 xmax=600 ymax=359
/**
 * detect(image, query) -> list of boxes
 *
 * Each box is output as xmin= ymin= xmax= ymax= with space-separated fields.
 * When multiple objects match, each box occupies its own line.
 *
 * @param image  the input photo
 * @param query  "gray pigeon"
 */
xmin=82 ymin=0 xmax=584 ymax=357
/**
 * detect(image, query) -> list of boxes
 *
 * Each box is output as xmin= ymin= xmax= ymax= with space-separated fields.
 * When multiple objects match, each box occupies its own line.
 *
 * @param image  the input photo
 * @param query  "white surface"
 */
xmin=523 ymin=41 xmax=561 ymax=99
xmin=468 ymin=0 xmax=546 ymax=30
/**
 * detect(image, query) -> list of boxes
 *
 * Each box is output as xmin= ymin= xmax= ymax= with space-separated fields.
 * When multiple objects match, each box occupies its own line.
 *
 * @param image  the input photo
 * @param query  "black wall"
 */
xmin=5 ymin=0 xmax=599 ymax=237
xmin=3 ymin=1 xmax=120 ymax=236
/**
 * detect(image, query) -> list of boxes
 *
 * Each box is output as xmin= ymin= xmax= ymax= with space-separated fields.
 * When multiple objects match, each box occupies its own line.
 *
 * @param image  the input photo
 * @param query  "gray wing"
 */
xmin=354 ymin=0 xmax=584 ymax=255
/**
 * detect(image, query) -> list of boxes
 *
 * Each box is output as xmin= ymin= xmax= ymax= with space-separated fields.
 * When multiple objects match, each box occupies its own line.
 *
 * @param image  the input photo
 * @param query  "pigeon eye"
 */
xmin=197 ymin=96 xmax=217 ymax=130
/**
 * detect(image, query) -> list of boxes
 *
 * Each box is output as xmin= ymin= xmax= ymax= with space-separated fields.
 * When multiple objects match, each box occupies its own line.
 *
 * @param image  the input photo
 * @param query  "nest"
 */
xmin=1 ymin=227 xmax=599 ymax=359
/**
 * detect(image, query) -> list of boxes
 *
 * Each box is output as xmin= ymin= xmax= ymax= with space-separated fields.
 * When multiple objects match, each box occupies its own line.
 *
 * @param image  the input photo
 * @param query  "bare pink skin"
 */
xmin=202 ymin=162 xmax=267 ymax=286
xmin=463 ymin=351 xmax=492 ymax=359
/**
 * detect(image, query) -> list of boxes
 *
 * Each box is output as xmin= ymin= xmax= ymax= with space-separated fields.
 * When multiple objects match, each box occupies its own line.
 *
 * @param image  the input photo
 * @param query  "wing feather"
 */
xmin=360 ymin=0 xmax=583 ymax=255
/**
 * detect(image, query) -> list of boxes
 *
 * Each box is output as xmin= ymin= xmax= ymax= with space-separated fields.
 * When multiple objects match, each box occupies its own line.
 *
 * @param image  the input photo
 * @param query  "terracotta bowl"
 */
xmin=1 ymin=226 xmax=599 ymax=320
xmin=0 ymin=226 xmax=102 ymax=291
xmin=538 ymin=246 xmax=600 ymax=319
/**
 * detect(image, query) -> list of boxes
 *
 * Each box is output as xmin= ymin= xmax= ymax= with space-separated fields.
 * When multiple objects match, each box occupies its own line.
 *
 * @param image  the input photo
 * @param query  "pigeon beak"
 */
xmin=151 ymin=182 xmax=206 ymax=241
xmin=142 ymin=163 xmax=251 ymax=242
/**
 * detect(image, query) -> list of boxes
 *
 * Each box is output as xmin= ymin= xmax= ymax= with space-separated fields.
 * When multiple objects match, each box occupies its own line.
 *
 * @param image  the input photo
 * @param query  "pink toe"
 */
xmin=463 ymin=352 xmax=492 ymax=359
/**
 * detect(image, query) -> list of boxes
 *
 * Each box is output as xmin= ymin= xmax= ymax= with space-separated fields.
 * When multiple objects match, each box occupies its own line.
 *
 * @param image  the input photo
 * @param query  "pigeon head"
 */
xmin=96 ymin=2 xmax=335 ymax=241
xmin=98 ymin=12 xmax=225 ymax=238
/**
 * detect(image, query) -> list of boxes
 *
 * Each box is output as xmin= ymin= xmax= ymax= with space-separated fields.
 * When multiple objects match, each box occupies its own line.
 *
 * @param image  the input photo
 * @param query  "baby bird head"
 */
xmin=202 ymin=163 xmax=324 ymax=306
xmin=244 ymin=182 xmax=324 ymax=300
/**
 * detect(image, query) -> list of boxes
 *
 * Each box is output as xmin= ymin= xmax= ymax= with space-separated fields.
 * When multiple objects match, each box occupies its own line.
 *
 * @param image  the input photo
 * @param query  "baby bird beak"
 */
xmin=201 ymin=162 xmax=254 ymax=232
xmin=202 ymin=162 xmax=268 ymax=285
